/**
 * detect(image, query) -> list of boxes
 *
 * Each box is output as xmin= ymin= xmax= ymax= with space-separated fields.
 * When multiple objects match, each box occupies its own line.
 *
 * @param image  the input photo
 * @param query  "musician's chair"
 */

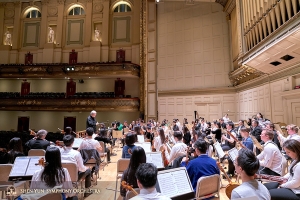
xmin=195 ymin=174 xmax=220 ymax=199
xmin=28 ymin=149 xmax=46 ymax=156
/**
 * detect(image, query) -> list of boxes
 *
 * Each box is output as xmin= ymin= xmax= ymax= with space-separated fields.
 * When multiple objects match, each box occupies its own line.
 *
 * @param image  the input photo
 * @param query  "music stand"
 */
xmin=112 ymin=130 xmax=123 ymax=151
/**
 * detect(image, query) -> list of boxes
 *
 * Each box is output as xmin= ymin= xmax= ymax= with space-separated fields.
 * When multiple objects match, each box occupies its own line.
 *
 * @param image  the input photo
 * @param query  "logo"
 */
xmin=6 ymin=185 xmax=17 ymax=197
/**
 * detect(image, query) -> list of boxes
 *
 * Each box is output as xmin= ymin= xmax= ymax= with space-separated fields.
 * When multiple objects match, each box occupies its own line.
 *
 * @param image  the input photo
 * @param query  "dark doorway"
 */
xmin=64 ymin=117 xmax=76 ymax=132
xmin=18 ymin=117 xmax=29 ymax=132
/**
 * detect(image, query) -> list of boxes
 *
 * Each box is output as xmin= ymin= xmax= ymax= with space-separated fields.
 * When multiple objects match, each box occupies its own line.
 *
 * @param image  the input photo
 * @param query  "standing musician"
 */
xmin=257 ymin=129 xmax=283 ymax=176
xmin=180 ymin=139 xmax=219 ymax=192
xmin=231 ymin=148 xmax=270 ymax=199
xmin=265 ymin=139 xmax=300 ymax=200
xmin=86 ymin=110 xmax=99 ymax=133
xmin=163 ymin=131 xmax=187 ymax=166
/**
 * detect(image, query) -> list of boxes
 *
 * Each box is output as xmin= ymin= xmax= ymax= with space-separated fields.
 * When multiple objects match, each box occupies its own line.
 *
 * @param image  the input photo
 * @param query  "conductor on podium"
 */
xmin=86 ymin=110 xmax=99 ymax=133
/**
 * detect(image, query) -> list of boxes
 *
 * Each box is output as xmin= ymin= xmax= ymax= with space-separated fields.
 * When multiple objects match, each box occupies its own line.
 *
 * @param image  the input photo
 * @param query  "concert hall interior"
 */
xmin=0 ymin=0 xmax=300 ymax=199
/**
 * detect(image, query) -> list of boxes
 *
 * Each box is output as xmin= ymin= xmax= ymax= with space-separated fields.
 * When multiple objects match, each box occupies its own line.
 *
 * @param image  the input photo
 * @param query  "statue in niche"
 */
xmin=94 ymin=27 xmax=101 ymax=41
xmin=4 ymin=31 xmax=12 ymax=46
xmin=48 ymin=27 xmax=54 ymax=43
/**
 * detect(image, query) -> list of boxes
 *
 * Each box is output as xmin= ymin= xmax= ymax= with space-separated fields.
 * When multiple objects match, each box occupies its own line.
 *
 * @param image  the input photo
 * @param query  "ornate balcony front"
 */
xmin=0 ymin=97 xmax=140 ymax=112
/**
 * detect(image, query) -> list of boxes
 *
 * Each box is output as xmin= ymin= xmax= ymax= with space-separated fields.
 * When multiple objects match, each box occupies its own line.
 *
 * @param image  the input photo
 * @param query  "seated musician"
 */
xmin=153 ymin=128 xmax=165 ymax=152
xmin=264 ymin=139 xmax=300 ymax=200
xmin=220 ymin=122 xmax=236 ymax=177
xmin=235 ymin=120 xmax=245 ymax=141
xmin=7 ymin=137 xmax=25 ymax=164
xmin=231 ymin=148 xmax=270 ymax=199
xmin=251 ymin=120 xmax=263 ymax=155
xmin=130 ymin=163 xmax=171 ymax=200
xmin=60 ymin=135 xmax=92 ymax=195
xmin=122 ymin=133 xmax=136 ymax=159
xmin=27 ymin=147 xmax=77 ymax=200
xmin=257 ymin=129 xmax=283 ymax=176
xmin=180 ymin=139 xmax=219 ymax=192
xmin=182 ymin=126 xmax=191 ymax=146
xmin=88 ymin=128 xmax=112 ymax=162
xmin=277 ymin=124 xmax=300 ymax=143
xmin=163 ymin=131 xmax=187 ymax=166
xmin=94 ymin=128 xmax=113 ymax=145
xmin=120 ymin=147 xmax=146 ymax=198
xmin=25 ymin=129 xmax=50 ymax=150
xmin=240 ymin=128 xmax=253 ymax=150
xmin=65 ymin=127 xmax=76 ymax=138
xmin=145 ymin=126 xmax=154 ymax=143
xmin=266 ymin=123 xmax=282 ymax=150
xmin=211 ymin=121 xmax=222 ymax=143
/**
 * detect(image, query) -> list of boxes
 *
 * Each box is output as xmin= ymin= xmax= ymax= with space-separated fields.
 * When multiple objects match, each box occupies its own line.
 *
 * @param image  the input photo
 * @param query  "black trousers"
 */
xmin=264 ymin=182 xmax=300 ymax=200
xmin=259 ymin=166 xmax=280 ymax=176
xmin=94 ymin=136 xmax=112 ymax=145
xmin=221 ymin=145 xmax=235 ymax=175
xmin=105 ymin=147 xmax=111 ymax=161
xmin=78 ymin=168 xmax=91 ymax=188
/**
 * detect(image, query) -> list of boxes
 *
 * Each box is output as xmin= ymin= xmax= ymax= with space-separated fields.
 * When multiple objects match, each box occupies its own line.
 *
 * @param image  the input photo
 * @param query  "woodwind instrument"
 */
xmin=217 ymin=162 xmax=239 ymax=198
xmin=254 ymin=174 xmax=288 ymax=185
xmin=226 ymin=130 xmax=246 ymax=149
xmin=121 ymin=181 xmax=138 ymax=196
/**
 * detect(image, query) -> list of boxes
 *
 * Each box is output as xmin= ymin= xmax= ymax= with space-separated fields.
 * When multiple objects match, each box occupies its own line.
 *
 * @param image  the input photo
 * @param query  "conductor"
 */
xmin=86 ymin=110 xmax=99 ymax=133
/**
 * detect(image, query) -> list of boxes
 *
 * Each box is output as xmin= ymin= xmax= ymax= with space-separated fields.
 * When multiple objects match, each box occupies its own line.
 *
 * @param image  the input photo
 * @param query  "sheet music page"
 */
xmin=146 ymin=153 xmax=163 ymax=168
xmin=157 ymin=169 xmax=193 ymax=197
xmin=26 ymin=157 xmax=43 ymax=175
xmin=73 ymin=138 xmax=83 ymax=148
xmin=228 ymin=148 xmax=239 ymax=162
xmin=9 ymin=157 xmax=29 ymax=176
xmin=213 ymin=142 xmax=225 ymax=158
xmin=137 ymin=135 xmax=145 ymax=143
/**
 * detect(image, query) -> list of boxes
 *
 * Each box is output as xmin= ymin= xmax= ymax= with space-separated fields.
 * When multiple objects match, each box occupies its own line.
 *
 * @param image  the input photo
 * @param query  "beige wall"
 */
xmin=237 ymin=77 xmax=300 ymax=125
xmin=0 ymin=110 xmax=139 ymax=132
xmin=0 ymin=78 xmax=139 ymax=97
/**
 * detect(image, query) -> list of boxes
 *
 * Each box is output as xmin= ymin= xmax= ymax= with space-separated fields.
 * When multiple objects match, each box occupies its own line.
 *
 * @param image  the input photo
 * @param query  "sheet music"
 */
xmin=137 ymin=135 xmax=145 ymax=143
xmin=213 ymin=142 xmax=225 ymax=158
xmin=134 ymin=142 xmax=151 ymax=152
xmin=157 ymin=168 xmax=193 ymax=198
xmin=228 ymin=147 xmax=238 ymax=162
xmin=26 ymin=157 xmax=42 ymax=175
xmin=10 ymin=157 xmax=30 ymax=176
xmin=73 ymin=138 xmax=83 ymax=148
xmin=146 ymin=153 xmax=163 ymax=168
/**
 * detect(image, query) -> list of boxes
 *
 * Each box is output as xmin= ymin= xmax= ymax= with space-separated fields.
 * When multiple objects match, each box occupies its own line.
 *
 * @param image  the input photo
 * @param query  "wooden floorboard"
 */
xmin=85 ymin=146 xmax=232 ymax=200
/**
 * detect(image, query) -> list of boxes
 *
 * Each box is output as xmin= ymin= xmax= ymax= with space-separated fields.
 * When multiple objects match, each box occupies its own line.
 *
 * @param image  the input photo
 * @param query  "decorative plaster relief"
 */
xmin=93 ymin=3 xmax=103 ymax=13
xmin=4 ymin=9 xmax=14 ymax=18
xmin=48 ymin=7 xmax=58 ymax=16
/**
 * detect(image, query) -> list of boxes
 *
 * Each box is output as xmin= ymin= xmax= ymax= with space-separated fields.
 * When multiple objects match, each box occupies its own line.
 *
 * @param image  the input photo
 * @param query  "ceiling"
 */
xmin=243 ymin=27 xmax=300 ymax=75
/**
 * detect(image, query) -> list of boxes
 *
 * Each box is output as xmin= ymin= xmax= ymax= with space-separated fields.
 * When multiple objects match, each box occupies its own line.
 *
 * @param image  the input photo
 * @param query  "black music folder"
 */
xmin=155 ymin=167 xmax=195 ymax=200
xmin=9 ymin=156 xmax=43 ymax=181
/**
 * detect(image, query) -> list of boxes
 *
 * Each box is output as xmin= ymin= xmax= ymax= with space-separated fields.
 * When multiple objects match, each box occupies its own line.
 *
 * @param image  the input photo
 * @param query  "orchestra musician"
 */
xmin=240 ymin=128 xmax=254 ymax=150
xmin=7 ymin=137 xmax=25 ymax=164
xmin=122 ymin=133 xmax=136 ymax=159
xmin=265 ymin=139 xmax=300 ymax=200
xmin=25 ymin=129 xmax=51 ymax=151
xmin=211 ymin=121 xmax=222 ymax=143
xmin=220 ymin=122 xmax=236 ymax=177
xmin=251 ymin=120 xmax=263 ymax=155
xmin=235 ymin=120 xmax=245 ymax=141
xmin=65 ymin=127 xmax=76 ymax=138
xmin=231 ymin=148 xmax=270 ymax=200
xmin=182 ymin=126 xmax=191 ymax=146
xmin=120 ymin=146 xmax=146 ymax=198
xmin=153 ymin=128 xmax=165 ymax=152
xmin=163 ymin=131 xmax=187 ymax=166
xmin=24 ymin=147 xmax=77 ymax=200
xmin=86 ymin=110 xmax=99 ymax=133
xmin=277 ymin=124 xmax=300 ymax=144
xmin=266 ymin=123 xmax=282 ymax=150
xmin=257 ymin=129 xmax=283 ymax=176
xmin=180 ymin=139 xmax=219 ymax=192
xmin=130 ymin=163 xmax=171 ymax=200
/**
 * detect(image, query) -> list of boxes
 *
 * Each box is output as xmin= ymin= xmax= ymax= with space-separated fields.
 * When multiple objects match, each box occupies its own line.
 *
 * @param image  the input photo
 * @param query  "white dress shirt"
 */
xmin=281 ymin=161 xmax=300 ymax=193
xmin=153 ymin=136 xmax=163 ymax=152
xmin=165 ymin=140 xmax=187 ymax=164
xmin=129 ymin=188 xmax=171 ymax=200
xmin=257 ymin=140 xmax=283 ymax=175
xmin=279 ymin=133 xmax=300 ymax=143
xmin=77 ymin=138 xmax=101 ymax=153
xmin=60 ymin=147 xmax=87 ymax=172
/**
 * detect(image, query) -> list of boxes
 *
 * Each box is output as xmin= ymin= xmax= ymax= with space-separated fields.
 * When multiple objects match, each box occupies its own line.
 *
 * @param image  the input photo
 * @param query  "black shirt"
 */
xmin=86 ymin=115 xmax=97 ymax=132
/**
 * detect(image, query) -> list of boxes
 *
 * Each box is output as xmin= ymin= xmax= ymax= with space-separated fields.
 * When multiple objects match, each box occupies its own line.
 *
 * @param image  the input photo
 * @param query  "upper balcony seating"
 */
xmin=0 ymin=92 xmax=118 ymax=99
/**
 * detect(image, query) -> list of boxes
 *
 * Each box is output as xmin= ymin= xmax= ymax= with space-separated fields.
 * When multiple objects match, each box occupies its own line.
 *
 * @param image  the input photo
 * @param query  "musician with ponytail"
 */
xmin=265 ymin=139 xmax=300 ymax=200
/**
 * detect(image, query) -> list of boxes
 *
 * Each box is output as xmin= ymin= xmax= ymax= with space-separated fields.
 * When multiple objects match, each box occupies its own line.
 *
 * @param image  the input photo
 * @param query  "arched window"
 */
xmin=114 ymin=4 xmax=131 ymax=12
xmin=69 ymin=6 xmax=85 ymax=15
xmin=26 ymin=9 xmax=41 ymax=18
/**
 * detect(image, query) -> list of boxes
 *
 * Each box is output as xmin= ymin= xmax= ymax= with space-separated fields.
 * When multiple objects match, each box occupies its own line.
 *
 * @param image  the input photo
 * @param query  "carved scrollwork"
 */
xmin=4 ymin=9 xmax=14 ymax=18
xmin=48 ymin=6 xmax=58 ymax=16
xmin=93 ymin=3 xmax=103 ymax=13
xmin=229 ymin=65 xmax=264 ymax=86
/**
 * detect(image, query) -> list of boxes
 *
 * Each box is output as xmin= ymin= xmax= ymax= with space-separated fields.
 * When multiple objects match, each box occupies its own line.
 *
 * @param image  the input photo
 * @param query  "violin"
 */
xmin=35 ymin=158 xmax=46 ymax=167
xmin=29 ymin=129 xmax=36 ymax=136
xmin=121 ymin=181 xmax=138 ymax=196
xmin=160 ymin=136 xmax=169 ymax=167
xmin=55 ymin=140 xmax=64 ymax=147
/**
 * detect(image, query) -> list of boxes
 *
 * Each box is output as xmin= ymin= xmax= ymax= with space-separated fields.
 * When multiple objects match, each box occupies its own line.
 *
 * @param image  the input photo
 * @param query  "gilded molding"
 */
xmin=229 ymin=65 xmax=264 ymax=86
xmin=4 ymin=8 xmax=15 ymax=18
xmin=158 ymin=87 xmax=236 ymax=97
xmin=0 ymin=63 xmax=140 ymax=78
xmin=224 ymin=0 xmax=235 ymax=14
xmin=0 ymin=98 xmax=140 ymax=112
xmin=57 ymin=0 xmax=66 ymax=5
xmin=139 ymin=0 xmax=146 ymax=114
